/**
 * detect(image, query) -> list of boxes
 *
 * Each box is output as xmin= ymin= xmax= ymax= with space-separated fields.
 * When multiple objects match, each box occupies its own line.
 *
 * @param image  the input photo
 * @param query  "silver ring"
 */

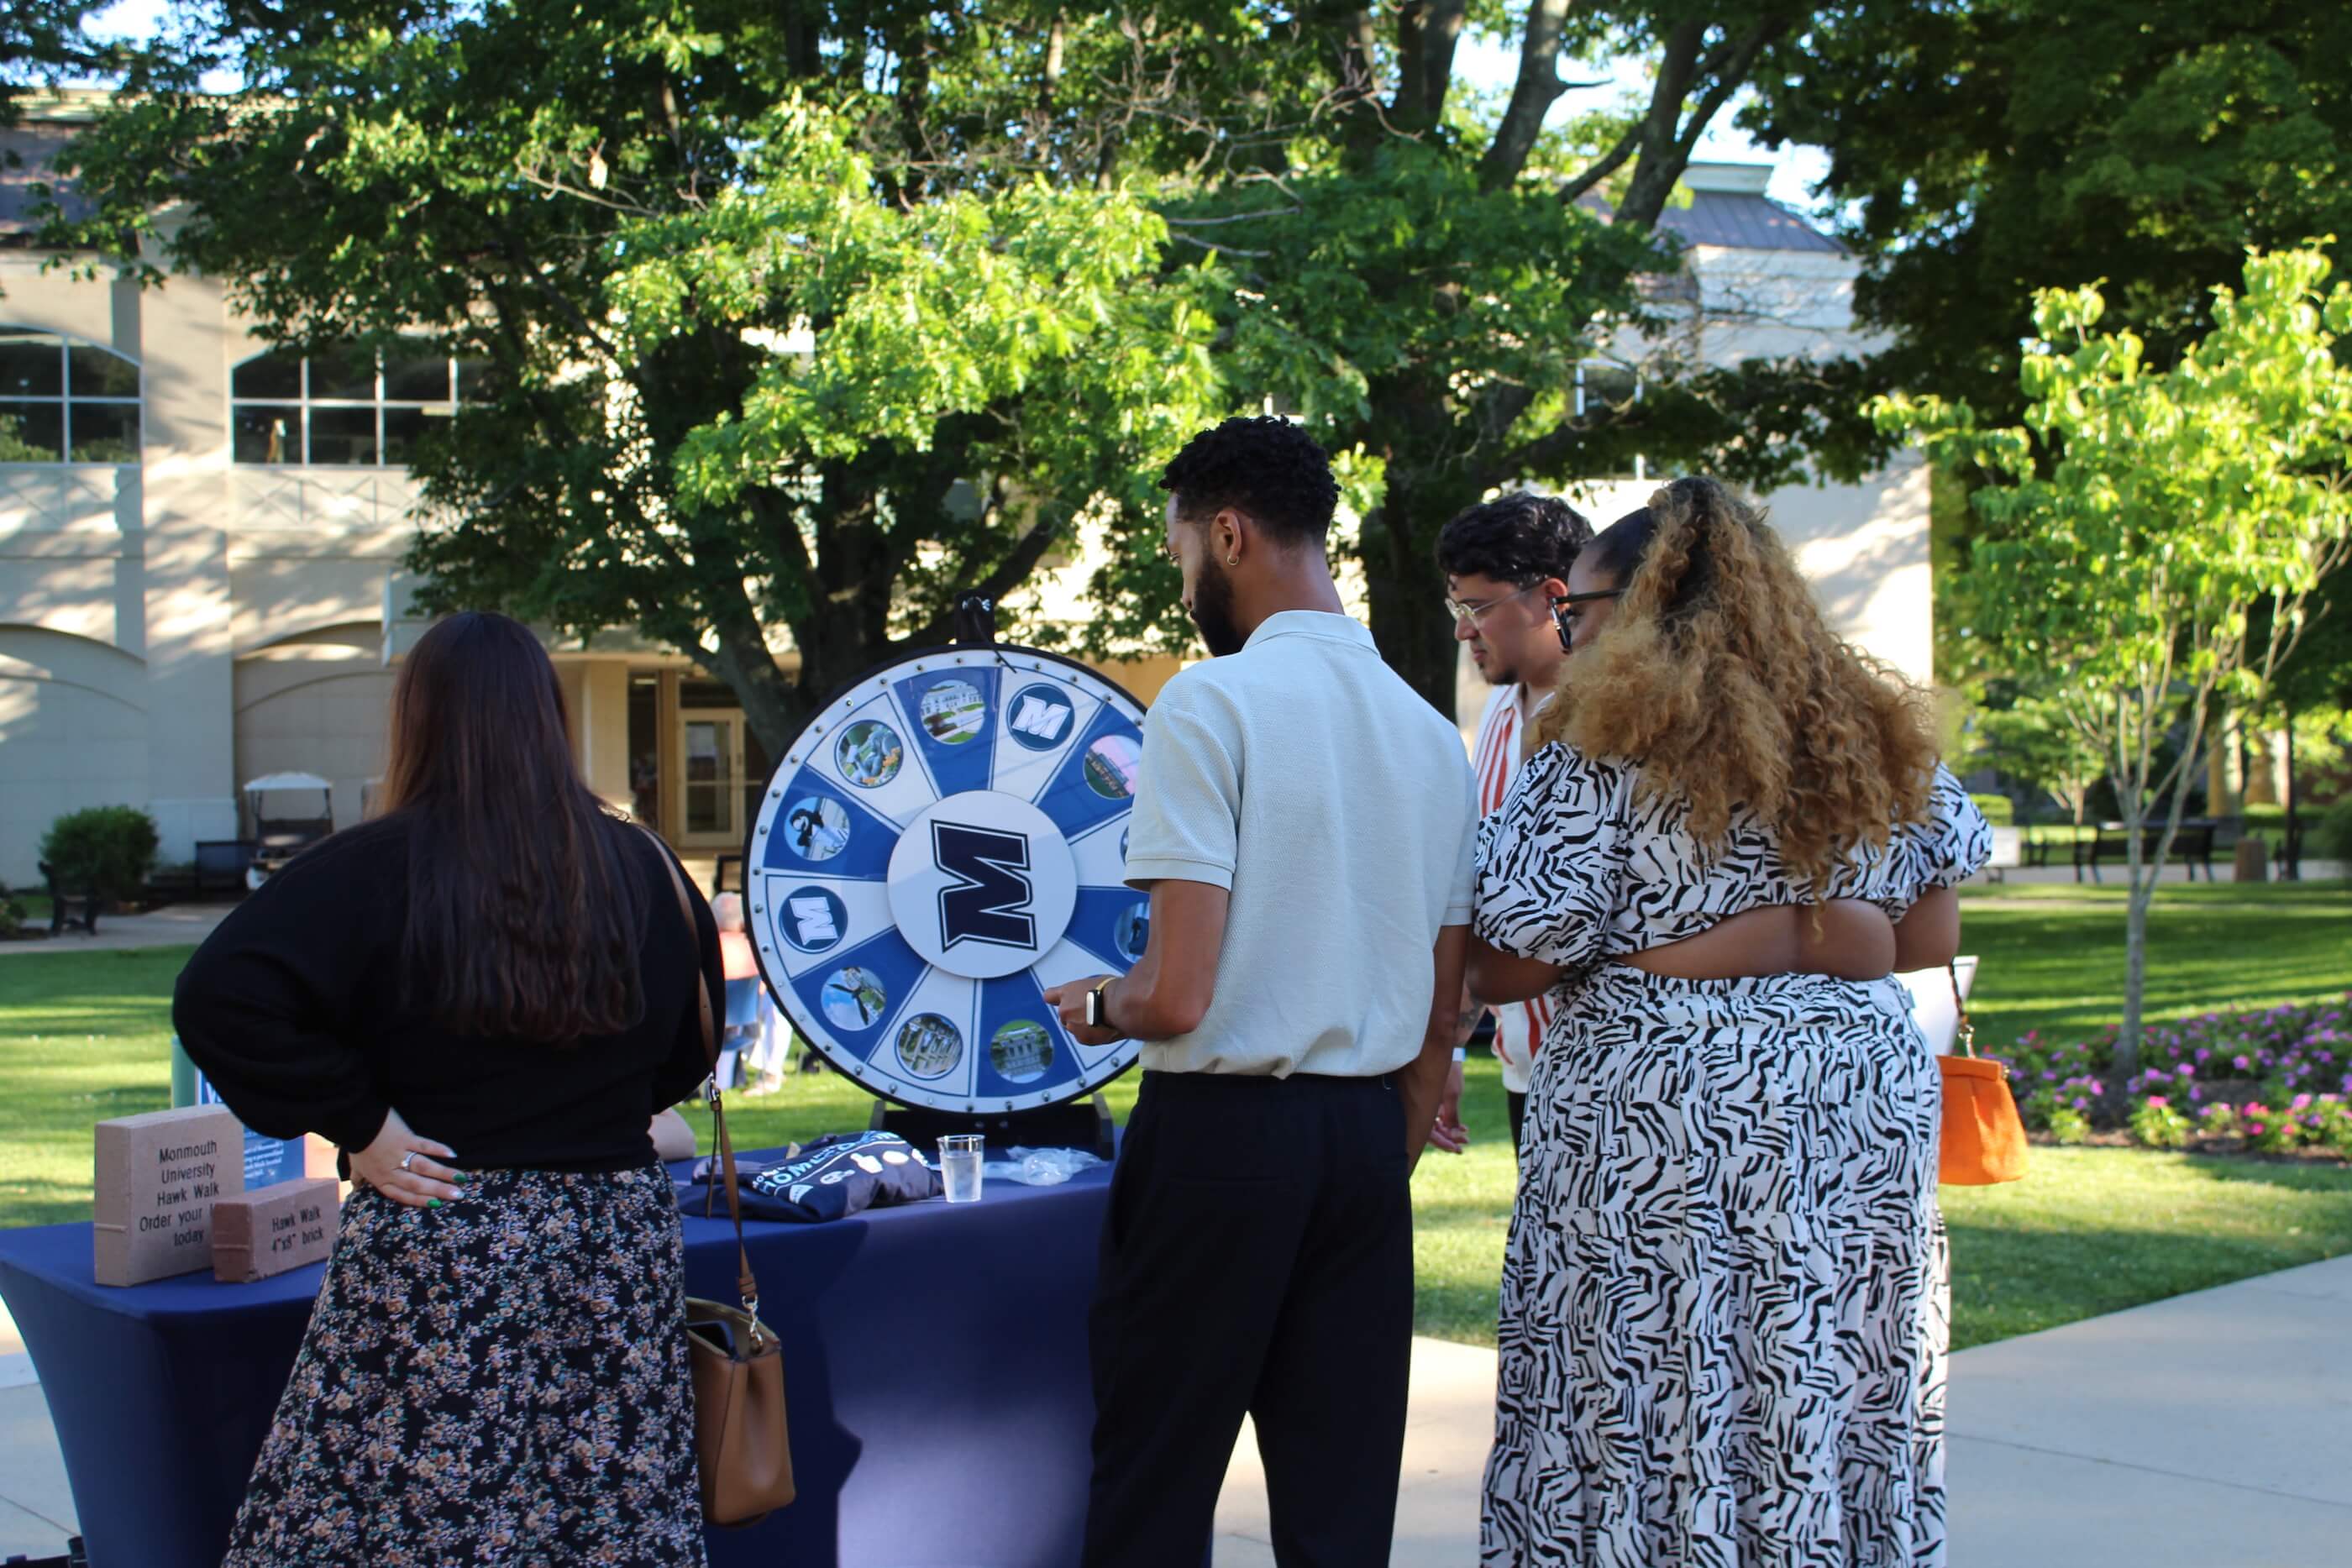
xmin=398 ymin=1151 xmax=418 ymax=1172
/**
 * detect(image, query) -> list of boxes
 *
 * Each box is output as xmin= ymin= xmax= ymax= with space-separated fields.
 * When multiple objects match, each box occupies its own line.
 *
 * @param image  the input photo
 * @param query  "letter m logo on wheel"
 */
xmin=932 ymin=822 xmax=1037 ymax=952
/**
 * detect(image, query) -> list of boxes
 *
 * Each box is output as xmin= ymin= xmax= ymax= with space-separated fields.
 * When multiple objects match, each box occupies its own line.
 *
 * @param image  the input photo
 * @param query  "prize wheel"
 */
xmin=744 ymin=645 xmax=1152 ymax=1112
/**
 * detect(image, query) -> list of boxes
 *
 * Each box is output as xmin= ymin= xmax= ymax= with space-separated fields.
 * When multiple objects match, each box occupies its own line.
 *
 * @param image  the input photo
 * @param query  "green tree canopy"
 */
xmin=1876 ymin=247 xmax=2352 ymax=1080
xmin=56 ymin=1 xmax=1228 ymax=752
xmin=56 ymin=0 xmax=1880 ymax=732
xmin=1091 ymin=2 xmax=1886 ymax=712
xmin=1743 ymin=0 xmax=2352 ymax=463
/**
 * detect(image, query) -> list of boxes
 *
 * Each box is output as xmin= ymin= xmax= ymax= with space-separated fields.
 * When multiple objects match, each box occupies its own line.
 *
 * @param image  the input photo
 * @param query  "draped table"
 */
xmin=0 ymin=1149 xmax=1113 ymax=1568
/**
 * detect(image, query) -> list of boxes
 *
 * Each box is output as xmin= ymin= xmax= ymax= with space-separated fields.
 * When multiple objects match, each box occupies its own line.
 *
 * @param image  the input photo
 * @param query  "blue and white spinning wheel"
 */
xmin=745 ymin=646 xmax=1152 ymax=1113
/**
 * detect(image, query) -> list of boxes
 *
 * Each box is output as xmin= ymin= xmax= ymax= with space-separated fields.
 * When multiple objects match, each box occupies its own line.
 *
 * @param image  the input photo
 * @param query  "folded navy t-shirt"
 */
xmin=680 ymin=1131 xmax=941 ymax=1223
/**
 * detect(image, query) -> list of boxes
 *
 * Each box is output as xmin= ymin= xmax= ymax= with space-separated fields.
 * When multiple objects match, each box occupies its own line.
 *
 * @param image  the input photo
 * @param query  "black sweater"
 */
xmin=172 ymin=815 xmax=725 ymax=1172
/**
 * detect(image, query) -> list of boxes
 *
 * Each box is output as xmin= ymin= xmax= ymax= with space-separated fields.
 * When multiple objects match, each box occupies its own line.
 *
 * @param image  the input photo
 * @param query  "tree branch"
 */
xmin=1478 ymin=0 xmax=1572 ymax=191
xmin=1612 ymin=17 xmax=1788 ymax=232
xmin=1556 ymin=122 xmax=1641 ymax=207
xmin=906 ymin=501 xmax=1071 ymax=646
xmin=1393 ymin=2 xmax=1430 ymax=127
xmin=1417 ymin=0 xmax=1468 ymax=125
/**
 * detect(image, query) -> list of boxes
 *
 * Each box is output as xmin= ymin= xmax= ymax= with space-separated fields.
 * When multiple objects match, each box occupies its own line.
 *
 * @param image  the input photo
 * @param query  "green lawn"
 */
xmin=1956 ymin=879 xmax=2350 ymax=1057
xmin=3 ymin=877 xmax=2349 ymax=1351
xmin=0 ymin=947 xmax=186 ymax=1225
xmin=0 ymin=945 xmax=1137 ymax=1227
xmin=1412 ymin=1058 xmax=2352 ymax=1350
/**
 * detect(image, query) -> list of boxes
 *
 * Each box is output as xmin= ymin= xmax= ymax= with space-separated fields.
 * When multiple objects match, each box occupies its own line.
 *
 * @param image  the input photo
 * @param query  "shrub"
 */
xmin=2048 ymin=1106 xmax=2093 ymax=1145
xmin=2197 ymin=1103 xmax=2239 ymax=1140
xmin=2242 ymin=1104 xmax=2301 ymax=1154
xmin=2128 ymin=1097 xmax=2192 ymax=1151
xmin=2315 ymin=1099 xmax=2352 ymax=1160
xmin=0 ymin=884 xmax=24 ymax=939
xmin=1970 ymin=793 xmax=2017 ymax=826
xmin=39 ymin=805 xmax=160 ymax=901
xmin=2003 ymin=994 xmax=2352 ymax=1134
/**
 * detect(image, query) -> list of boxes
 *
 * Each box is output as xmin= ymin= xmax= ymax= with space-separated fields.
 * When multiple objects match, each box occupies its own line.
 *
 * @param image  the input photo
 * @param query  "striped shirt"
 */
xmin=1470 ymin=684 xmax=1551 ymax=1093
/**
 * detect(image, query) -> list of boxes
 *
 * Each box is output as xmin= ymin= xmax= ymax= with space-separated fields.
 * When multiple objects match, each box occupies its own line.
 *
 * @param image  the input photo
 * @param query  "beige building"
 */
xmin=0 ymin=95 xmax=1922 ymax=884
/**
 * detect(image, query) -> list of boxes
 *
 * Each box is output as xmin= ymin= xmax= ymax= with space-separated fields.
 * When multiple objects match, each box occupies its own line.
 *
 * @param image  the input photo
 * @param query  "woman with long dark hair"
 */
xmin=175 ymin=611 xmax=722 ymax=1565
xmin=1471 ymin=479 xmax=1989 ymax=1565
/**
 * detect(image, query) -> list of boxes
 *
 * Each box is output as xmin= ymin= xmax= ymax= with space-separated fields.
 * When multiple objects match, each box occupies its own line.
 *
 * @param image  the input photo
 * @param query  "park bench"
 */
xmin=37 ymin=861 xmax=100 ymax=937
xmin=2071 ymin=818 xmax=2229 ymax=883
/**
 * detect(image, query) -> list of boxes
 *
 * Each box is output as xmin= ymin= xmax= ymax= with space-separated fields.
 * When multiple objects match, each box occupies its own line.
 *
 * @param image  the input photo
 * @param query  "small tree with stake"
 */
xmin=1875 ymin=247 xmax=2352 ymax=1091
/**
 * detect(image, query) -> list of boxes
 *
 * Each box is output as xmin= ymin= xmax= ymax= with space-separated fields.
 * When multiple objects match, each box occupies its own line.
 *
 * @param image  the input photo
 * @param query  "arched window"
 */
xmin=231 ymin=338 xmax=490 ymax=466
xmin=0 ymin=329 xmax=141 ymax=464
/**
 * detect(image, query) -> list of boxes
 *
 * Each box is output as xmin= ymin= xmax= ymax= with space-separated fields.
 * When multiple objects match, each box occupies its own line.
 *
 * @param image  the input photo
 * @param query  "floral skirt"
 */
xmin=1483 ymin=969 xmax=1949 ymax=1568
xmin=223 ymin=1163 xmax=707 ymax=1568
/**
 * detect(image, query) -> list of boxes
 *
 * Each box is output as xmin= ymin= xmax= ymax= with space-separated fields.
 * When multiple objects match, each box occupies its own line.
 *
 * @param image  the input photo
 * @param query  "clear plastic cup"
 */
xmin=939 ymin=1134 xmax=984 ymax=1204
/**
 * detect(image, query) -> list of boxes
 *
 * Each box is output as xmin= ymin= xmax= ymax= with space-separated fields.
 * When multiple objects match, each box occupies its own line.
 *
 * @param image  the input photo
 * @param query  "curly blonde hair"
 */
xmin=1534 ymin=476 xmax=1939 ymax=894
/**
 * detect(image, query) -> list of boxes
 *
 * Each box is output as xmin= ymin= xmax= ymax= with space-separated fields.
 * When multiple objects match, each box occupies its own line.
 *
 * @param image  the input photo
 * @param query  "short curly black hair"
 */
xmin=1159 ymin=416 xmax=1339 ymax=548
xmin=1434 ymin=490 xmax=1593 ymax=586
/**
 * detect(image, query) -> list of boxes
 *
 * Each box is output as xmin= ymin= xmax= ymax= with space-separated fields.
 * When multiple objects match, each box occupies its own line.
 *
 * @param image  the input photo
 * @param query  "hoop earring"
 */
xmin=1226 ymin=555 xmax=1238 ymax=566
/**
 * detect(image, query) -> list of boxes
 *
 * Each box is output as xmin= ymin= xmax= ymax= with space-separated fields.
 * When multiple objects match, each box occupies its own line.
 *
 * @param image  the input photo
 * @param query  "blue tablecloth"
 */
xmin=0 ymin=1149 xmax=1113 ymax=1568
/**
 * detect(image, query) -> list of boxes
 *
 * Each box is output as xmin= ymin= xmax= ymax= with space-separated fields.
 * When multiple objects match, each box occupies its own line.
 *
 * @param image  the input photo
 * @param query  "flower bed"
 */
xmin=1996 ymin=996 xmax=2352 ymax=1158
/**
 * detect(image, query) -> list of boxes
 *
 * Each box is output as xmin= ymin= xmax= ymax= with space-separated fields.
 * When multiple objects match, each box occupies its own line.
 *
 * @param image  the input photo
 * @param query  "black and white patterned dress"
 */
xmin=1474 ymin=745 xmax=1990 ymax=1567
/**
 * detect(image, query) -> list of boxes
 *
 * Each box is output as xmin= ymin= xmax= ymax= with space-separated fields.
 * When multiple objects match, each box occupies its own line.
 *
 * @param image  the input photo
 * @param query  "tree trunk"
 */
xmin=1359 ymin=489 xmax=1462 ymax=721
xmin=2282 ymin=700 xmax=2300 ymax=880
xmin=2113 ymin=693 xmax=2218 ymax=1100
xmin=2119 ymin=876 xmax=2153 ymax=1090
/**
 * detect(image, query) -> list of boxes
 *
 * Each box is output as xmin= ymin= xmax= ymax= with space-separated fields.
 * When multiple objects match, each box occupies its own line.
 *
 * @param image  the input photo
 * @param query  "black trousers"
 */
xmin=1506 ymin=1088 xmax=1527 ymax=1157
xmin=1083 ymin=1069 xmax=1412 ymax=1568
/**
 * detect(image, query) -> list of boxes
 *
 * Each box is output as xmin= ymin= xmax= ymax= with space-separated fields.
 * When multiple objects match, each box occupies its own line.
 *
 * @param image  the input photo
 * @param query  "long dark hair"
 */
xmin=379 ymin=612 xmax=646 ymax=1041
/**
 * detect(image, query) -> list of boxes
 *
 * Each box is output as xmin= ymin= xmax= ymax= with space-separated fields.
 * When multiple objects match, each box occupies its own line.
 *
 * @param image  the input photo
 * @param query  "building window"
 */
xmin=0 ymin=329 xmax=141 ymax=464
xmin=230 ymin=338 xmax=489 ymax=467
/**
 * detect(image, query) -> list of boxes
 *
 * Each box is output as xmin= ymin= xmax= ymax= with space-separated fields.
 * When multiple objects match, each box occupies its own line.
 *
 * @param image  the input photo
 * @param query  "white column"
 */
xmin=138 ymin=271 xmax=238 ymax=861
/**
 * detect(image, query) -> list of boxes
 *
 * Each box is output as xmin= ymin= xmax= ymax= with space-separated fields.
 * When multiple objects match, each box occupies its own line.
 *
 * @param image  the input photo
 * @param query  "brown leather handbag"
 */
xmin=1936 ymin=959 xmax=2028 ymax=1186
xmin=646 ymin=831 xmax=796 ymax=1526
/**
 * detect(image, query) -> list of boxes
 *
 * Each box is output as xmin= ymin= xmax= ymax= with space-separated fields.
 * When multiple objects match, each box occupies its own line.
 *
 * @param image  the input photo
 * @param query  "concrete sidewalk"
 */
xmin=0 ymin=904 xmax=230 ymax=957
xmin=1214 ymin=1254 xmax=2352 ymax=1565
xmin=3 ymin=1259 xmax=2346 ymax=1562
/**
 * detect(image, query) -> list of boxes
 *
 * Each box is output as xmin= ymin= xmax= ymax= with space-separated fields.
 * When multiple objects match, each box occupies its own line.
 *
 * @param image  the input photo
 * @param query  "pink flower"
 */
xmin=2145 ymin=1096 xmax=2169 ymax=1109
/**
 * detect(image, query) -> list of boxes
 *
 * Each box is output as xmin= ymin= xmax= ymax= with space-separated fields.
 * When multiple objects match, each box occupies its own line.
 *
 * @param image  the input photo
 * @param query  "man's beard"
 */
xmin=1191 ymin=554 xmax=1246 ymax=657
xmin=1478 ymin=648 xmax=1520 ymax=688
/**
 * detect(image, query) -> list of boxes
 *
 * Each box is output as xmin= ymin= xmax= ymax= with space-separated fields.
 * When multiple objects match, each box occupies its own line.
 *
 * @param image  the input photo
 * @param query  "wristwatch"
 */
xmin=1084 ymin=980 xmax=1113 ymax=1030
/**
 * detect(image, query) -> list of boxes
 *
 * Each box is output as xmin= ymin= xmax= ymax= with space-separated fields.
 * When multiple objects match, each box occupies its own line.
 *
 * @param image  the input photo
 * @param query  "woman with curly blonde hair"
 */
xmin=1470 ymin=477 xmax=1989 ymax=1565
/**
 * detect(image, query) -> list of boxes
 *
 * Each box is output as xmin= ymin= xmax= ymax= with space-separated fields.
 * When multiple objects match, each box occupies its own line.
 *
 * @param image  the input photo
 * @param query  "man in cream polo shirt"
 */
xmin=1047 ymin=417 xmax=1478 ymax=1568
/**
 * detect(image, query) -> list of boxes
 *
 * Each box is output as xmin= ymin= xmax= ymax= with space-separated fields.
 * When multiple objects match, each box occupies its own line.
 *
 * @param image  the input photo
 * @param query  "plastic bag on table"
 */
xmin=979 ymin=1145 xmax=1105 ymax=1187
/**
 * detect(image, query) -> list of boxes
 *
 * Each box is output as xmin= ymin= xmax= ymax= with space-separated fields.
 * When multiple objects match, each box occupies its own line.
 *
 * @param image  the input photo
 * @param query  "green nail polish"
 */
xmin=428 ymin=1198 xmax=443 ymax=1209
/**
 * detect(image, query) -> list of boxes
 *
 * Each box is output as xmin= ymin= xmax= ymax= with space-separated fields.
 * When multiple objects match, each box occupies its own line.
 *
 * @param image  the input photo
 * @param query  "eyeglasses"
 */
xmin=1442 ymin=581 xmax=1545 ymax=628
xmin=1549 ymin=588 xmax=1625 ymax=648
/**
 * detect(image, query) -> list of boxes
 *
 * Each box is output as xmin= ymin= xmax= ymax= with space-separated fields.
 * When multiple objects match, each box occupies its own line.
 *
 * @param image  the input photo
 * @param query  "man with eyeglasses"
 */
xmin=1432 ymin=490 xmax=1593 ymax=1157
